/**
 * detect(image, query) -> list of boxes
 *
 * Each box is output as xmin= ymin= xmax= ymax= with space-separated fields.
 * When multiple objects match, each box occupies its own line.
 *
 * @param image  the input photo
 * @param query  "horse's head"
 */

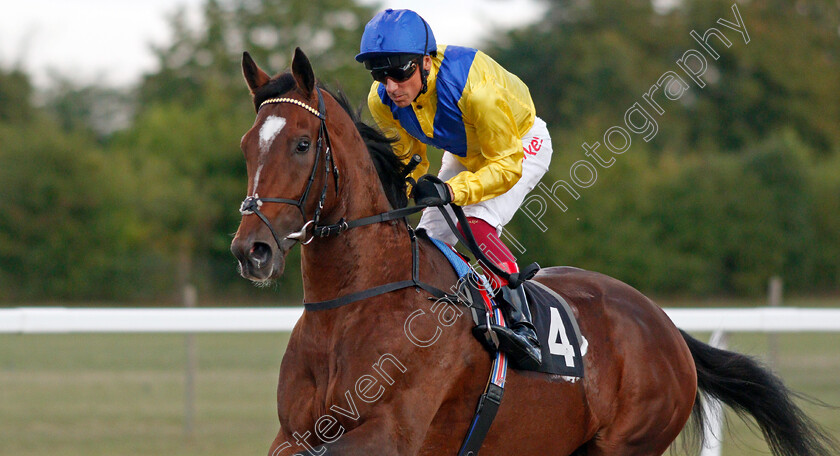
xmin=231 ymin=48 xmax=339 ymax=281
xmin=231 ymin=48 xmax=409 ymax=283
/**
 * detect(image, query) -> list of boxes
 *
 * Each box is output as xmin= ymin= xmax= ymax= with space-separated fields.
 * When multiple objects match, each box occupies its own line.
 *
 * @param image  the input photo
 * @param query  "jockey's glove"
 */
xmin=414 ymin=174 xmax=453 ymax=207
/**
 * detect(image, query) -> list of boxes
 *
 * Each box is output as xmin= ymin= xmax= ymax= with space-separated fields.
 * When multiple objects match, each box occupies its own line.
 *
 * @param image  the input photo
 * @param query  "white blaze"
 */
xmin=253 ymin=115 xmax=286 ymax=193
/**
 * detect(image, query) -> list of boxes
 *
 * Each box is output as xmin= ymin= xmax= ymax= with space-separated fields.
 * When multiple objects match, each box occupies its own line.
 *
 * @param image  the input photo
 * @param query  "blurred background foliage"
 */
xmin=0 ymin=0 xmax=838 ymax=303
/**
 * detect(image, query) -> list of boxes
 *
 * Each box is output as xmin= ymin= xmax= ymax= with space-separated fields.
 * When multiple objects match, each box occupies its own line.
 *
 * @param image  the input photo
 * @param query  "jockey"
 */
xmin=356 ymin=9 xmax=553 ymax=370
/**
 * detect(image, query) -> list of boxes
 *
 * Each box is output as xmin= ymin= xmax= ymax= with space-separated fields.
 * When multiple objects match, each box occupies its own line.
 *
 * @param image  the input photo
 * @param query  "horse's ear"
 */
xmin=291 ymin=47 xmax=315 ymax=97
xmin=242 ymin=51 xmax=271 ymax=95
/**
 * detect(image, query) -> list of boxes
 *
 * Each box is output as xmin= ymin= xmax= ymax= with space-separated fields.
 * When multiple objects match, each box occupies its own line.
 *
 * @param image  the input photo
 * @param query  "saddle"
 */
xmin=496 ymin=280 xmax=585 ymax=377
xmin=426 ymin=232 xmax=585 ymax=378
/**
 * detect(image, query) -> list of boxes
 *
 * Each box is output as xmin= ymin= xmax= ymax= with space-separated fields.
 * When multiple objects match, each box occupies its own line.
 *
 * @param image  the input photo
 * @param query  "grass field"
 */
xmin=1 ymin=310 xmax=838 ymax=455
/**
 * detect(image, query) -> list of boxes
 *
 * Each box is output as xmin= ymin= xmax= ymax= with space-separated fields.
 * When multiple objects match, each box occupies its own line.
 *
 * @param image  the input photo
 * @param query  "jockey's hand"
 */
xmin=414 ymin=175 xmax=453 ymax=207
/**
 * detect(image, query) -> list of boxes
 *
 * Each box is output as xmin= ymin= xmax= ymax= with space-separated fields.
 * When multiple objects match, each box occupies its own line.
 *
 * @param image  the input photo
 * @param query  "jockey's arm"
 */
xmin=448 ymin=82 xmax=526 ymax=206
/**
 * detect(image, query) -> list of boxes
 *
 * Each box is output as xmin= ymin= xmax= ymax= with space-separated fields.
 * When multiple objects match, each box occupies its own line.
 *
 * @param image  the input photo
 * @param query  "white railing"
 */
xmin=2 ymin=306 xmax=839 ymax=456
xmin=0 ymin=307 xmax=303 ymax=333
xmin=3 ymin=306 xmax=840 ymax=334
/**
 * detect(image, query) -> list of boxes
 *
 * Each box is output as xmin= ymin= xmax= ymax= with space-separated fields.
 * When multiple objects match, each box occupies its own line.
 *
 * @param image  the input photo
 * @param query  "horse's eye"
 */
xmin=296 ymin=139 xmax=311 ymax=153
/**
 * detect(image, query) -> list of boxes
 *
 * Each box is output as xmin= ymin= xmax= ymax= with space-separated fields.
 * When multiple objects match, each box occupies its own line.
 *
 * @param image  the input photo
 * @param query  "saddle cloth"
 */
xmin=429 ymin=235 xmax=584 ymax=378
xmin=523 ymin=280 xmax=585 ymax=378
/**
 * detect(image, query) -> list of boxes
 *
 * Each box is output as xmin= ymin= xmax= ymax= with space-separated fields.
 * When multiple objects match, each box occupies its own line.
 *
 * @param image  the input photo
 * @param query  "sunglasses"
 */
xmin=370 ymin=59 xmax=419 ymax=84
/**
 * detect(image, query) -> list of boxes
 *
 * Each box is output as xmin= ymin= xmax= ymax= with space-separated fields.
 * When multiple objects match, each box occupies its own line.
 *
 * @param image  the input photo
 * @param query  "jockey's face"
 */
xmin=383 ymin=56 xmax=431 ymax=108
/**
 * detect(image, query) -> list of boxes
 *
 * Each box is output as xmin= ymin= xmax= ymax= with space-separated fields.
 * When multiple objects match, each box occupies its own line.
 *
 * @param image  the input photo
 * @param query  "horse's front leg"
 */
xmin=267 ymin=365 xmax=465 ymax=456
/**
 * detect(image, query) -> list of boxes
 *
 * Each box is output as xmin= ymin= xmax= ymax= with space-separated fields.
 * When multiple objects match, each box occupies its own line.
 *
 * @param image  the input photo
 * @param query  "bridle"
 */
xmin=239 ymin=86 xmax=433 ymax=250
xmin=235 ymin=84 xmax=537 ymax=310
xmin=236 ymin=85 xmax=445 ymax=309
xmin=238 ymin=87 xmax=340 ymax=247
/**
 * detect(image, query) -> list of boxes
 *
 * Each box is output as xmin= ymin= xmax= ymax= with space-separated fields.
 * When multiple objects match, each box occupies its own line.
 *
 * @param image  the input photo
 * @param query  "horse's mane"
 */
xmin=253 ymin=73 xmax=409 ymax=210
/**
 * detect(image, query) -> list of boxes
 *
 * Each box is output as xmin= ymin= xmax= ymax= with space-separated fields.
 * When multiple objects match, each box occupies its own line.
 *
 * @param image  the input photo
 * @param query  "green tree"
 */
xmin=0 ymin=68 xmax=34 ymax=124
xmin=741 ymin=132 xmax=818 ymax=289
xmin=648 ymin=154 xmax=785 ymax=294
xmin=0 ymin=116 xmax=171 ymax=300
xmin=811 ymin=155 xmax=840 ymax=290
xmin=679 ymin=0 xmax=840 ymax=152
xmin=487 ymin=0 xmax=687 ymax=153
xmin=44 ymin=78 xmax=134 ymax=141
xmin=489 ymin=0 xmax=840 ymax=295
xmin=488 ymin=0 xmax=840 ymax=155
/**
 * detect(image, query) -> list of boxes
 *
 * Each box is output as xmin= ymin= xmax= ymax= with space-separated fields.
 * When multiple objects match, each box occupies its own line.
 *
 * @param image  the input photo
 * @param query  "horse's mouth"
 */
xmin=240 ymin=263 xmax=280 ymax=283
xmin=239 ymin=254 xmax=280 ymax=282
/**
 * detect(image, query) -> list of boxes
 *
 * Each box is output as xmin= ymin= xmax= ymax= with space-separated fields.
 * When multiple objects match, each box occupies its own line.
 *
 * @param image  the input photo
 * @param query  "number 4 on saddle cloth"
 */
xmin=426 ymin=234 xmax=586 ymax=378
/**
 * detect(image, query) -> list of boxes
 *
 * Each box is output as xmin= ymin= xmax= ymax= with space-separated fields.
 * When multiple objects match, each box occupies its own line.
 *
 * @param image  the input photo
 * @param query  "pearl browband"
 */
xmin=259 ymin=97 xmax=323 ymax=118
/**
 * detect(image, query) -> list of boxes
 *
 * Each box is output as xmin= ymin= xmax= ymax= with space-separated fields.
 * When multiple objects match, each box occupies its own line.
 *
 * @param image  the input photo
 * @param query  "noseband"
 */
xmin=238 ymin=87 xmax=340 ymax=247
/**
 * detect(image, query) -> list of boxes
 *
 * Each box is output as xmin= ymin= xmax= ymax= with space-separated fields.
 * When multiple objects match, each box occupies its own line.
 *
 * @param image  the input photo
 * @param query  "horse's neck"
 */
xmin=300 ymin=219 xmax=412 ymax=303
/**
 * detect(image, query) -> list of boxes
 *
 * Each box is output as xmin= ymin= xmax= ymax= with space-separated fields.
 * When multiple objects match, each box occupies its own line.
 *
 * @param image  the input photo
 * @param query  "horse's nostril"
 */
xmin=250 ymin=242 xmax=272 ymax=267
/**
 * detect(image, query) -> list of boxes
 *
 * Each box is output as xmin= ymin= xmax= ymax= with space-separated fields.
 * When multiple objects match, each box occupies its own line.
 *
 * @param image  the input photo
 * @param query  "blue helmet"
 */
xmin=355 ymin=9 xmax=436 ymax=63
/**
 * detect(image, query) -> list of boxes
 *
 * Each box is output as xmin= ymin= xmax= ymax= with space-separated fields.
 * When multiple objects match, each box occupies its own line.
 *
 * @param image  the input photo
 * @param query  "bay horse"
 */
xmin=230 ymin=48 xmax=837 ymax=456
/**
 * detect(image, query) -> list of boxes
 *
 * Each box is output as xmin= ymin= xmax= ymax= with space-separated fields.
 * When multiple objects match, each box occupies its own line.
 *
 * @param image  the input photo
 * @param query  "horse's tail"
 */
xmin=680 ymin=329 xmax=839 ymax=456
